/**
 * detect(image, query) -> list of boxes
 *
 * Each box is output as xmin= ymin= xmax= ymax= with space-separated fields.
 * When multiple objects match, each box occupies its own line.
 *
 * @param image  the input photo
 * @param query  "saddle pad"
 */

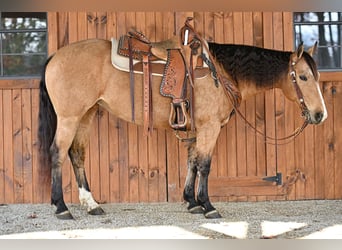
xmin=111 ymin=38 xmax=210 ymax=79
xmin=111 ymin=38 xmax=165 ymax=76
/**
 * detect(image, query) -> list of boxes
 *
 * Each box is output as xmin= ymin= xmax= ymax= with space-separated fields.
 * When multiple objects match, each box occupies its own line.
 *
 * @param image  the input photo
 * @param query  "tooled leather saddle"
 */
xmin=115 ymin=17 xmax=241 ymax=136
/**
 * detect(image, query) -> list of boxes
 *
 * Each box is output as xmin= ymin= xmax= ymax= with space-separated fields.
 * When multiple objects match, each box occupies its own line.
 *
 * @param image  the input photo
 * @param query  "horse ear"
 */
xmin=307 ymin=41 xmax=318 ymax=56
xmin=292 ymin=42 xmax=304 ymax=63
xmin=151 ymin=47 xmax=168 ymax=61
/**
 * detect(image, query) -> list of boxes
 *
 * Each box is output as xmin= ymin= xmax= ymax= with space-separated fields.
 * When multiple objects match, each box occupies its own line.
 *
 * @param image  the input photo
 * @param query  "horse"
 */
xmin=38 ymin=28 xmax=327 ymax=220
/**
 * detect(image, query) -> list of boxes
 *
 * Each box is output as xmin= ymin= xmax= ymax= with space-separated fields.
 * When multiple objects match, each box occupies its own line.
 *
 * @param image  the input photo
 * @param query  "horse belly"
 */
xmin=101 ymin=70 xmax=171 ymax=129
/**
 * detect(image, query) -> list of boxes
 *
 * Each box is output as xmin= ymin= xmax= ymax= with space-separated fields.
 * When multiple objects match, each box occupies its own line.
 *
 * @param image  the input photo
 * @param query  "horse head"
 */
xmin=282 ymin=42 xmax=328 ymax=125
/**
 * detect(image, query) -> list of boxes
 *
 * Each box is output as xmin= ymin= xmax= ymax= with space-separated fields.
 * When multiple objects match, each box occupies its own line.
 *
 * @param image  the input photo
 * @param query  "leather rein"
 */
xmin=186 ymin=18 xmax=309 ymax=145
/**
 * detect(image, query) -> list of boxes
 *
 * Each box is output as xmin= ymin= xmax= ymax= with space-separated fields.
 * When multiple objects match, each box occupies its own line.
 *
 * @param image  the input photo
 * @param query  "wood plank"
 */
xmin=115 ymin=12 xmax=129 ymax=203
xmin=244 ymin=12 xmax=257 ymax=178
xmin=144 ymin=12 xmax=156 ymax=42
xmin=0 ymin=90 xmax=4 ymax=204
xmin=223 ymin=12 xmax=237 ymax=179
xmin=322 ymin=82 xmax=335 ymax=199
xmin=117 ymin=119 xmax=129 ymax=202
xmin=333 ymin=82 xmax=342 ymax=199
xmin=106 ymin=12 xmax=117 ymax=40
xmin=99 ymin=108 xmax=110 ymax=203
xmin=124 ymin=12 xmax=140 ymax=203
xmin=148 ymin=129 xmax=160 ymax=202
xmin=138 ymin=126 xmax=149 ymax=202
xmin=283 ymin=12 xmax=296 ymax=201
xmin=166 ymin=130 xmax=181 ymax=202
xmin=233 ymin=12 xmax=247 ymax=180
xmin=197 ymin=175 xmax=285 ymax=197
xmin=193 ymin=12 xmax=204 ymax=39
xmin=320 ymin=72 xmax=342 ymax=82
xmin=57 ymin=12 xmax=69 ymax=48
xmin=313 ymin=91 xmax=331 ymax=199
xmin=254 ymin=14 xmax=266 ymax=183
xmin=87 ymin=11 xmax=97 ymax=39
xmin=12 ymin=89 xmax=23 ymax=203
xmin=89 ymin=109 xmax=100 ymax=202
xmin=253 ymin=12 xmax=263 ymax=46
xmin=273 ymin=12 xmax=285 ymax=201
xmin=304 ymin=121 xmax=316 ymax=199
xmin=22 ymin=89 xmax=33 ymax=203
xmin=3 ymin=90 xmax=14 ymax=203
xmin=68 ymin=12 xmax=78 ymax=43
xmin=47 ymin=12 xmax=58 ymax=54
xmin=96 ymin=11 xmax=107 ymax=39
xmin=262 ymin=12 xmax=276 ymax=184
xmin=157 ymin=129 xmax=167 ymax=202
xmin=0 ymin=79 xmax=39 ymax=89
xmin=223 ymin=12 xmax=234 ymax=43
xmin=31 ymin=89 xmax=46 ymax=203
xmin=77 ymin=12 xmax=88 ymax=41
xmin=129 ymin=134 xmax=142 ymax=200
xmin=108 ymin=115 xmax=120 ymax=202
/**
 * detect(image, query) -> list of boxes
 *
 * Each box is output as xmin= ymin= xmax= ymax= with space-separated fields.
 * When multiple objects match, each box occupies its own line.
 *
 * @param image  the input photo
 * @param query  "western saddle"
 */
xmin=115 ymin=17 xmax=241 ymax=137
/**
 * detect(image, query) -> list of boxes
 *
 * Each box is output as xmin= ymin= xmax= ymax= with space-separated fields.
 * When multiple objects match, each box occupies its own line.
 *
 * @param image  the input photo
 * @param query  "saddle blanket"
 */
xmin=111 ymin=38 xmax=166 ymax=76
xmin=111 ymin=38 xmax=209 ymax=78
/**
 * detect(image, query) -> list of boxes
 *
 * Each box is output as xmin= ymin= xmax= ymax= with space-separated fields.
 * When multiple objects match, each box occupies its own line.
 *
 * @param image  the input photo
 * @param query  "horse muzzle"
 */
xmin=303 ymin=109 xmax=327 ymax=125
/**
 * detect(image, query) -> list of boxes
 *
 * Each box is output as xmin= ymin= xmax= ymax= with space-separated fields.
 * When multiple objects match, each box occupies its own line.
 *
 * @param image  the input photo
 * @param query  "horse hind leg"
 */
xmin=68 ymin=106 xmax=104 ymax=216
xmin=50 ymin=117 xmax=81 ymax=219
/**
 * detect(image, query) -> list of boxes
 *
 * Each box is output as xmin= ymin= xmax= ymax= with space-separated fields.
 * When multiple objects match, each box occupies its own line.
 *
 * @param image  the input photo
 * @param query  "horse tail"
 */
xmin=38 ymin=55 xmax=56 ymax=192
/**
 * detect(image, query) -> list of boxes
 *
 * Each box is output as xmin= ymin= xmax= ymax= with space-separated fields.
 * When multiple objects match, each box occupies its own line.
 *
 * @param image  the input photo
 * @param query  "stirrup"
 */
xmin=169 ymin=101 xmax=189 ymax=130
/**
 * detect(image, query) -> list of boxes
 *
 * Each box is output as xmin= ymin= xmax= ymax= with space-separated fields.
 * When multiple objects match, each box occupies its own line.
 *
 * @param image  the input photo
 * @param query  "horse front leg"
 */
xmin=183 ymin=122 xmax=222 ymax=218
xmin=183 ymin=144 xmax=203 ymax=214
xmin=197 ymin=155 xmax=221 ymax=218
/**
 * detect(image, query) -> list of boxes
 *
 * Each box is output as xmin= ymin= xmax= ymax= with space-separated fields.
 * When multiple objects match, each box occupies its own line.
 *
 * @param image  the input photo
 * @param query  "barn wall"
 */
xmin=0 ymin=12 xmax=341 ymax=204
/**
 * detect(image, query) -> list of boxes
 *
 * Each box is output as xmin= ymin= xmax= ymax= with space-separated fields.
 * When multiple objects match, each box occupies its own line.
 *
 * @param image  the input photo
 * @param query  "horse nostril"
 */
xmin=315 ymin=112 xmax=323 ymax=123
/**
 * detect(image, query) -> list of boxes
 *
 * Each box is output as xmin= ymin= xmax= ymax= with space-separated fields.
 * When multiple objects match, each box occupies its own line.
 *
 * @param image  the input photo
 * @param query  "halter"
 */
xmin=290 ymin=61 xmax=310 ymax=121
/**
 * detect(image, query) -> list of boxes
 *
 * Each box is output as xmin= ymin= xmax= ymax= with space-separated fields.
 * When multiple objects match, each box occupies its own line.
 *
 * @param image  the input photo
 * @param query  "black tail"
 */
xmin=38 ymin=56 xmax=56 ymax=191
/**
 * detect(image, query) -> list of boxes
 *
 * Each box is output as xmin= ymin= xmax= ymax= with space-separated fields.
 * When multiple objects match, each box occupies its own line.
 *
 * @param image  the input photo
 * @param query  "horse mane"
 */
xmin=208 ymin=42 xmax=299 ymax=88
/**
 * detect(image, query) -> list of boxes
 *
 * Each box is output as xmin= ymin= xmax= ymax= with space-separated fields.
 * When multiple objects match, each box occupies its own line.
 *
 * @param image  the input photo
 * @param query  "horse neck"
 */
xmin=237 ymin=74 xmax=288 ymax=101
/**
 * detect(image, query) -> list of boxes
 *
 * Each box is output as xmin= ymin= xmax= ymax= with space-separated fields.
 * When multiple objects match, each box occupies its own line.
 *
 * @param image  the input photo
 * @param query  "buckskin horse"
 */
xmin=38 ymin=19 xmax=327 ymax=220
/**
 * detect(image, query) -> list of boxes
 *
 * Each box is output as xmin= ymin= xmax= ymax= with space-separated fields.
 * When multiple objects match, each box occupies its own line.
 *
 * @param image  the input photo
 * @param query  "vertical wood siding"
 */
xmin=0 ymin=12 xmax=341 ymax=204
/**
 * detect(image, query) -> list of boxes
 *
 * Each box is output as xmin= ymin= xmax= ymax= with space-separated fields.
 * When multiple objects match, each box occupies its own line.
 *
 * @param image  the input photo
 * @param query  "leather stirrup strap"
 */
xmin=143 ymin=54 xmax=152 ymax=136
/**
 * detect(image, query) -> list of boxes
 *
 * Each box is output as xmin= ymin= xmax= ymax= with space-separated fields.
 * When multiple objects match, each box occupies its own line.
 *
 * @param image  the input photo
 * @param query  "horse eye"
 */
xmin=299 ymin=75 xmax=308 ymax=81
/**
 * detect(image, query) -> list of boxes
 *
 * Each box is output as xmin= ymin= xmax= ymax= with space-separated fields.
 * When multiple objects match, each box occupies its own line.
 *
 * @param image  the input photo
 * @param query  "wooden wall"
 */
xmin=0 ymin=12 xmax=341 ymax=205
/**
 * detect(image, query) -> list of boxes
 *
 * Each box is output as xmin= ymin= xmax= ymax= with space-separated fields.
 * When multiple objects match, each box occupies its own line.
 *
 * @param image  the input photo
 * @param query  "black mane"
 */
xmin=208 ymin=42 xmax=292 ymax=87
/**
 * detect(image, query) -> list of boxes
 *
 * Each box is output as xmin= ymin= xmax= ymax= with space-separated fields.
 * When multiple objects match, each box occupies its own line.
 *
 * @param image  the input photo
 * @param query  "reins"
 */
xmin=183 ymin=17 xmax=309 ymax=145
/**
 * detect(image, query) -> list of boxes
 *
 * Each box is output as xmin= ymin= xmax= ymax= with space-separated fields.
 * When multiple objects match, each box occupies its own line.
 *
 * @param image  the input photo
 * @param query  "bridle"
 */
xmin=179 ymin=17 xmax=309 ymax=145
xmin=290 ymin=61 xmax=310 ymax=122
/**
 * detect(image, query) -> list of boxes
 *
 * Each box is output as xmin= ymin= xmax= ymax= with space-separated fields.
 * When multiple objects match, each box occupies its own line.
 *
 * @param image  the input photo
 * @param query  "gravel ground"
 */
xmin=0 ymin=200 xmax=342 ymax=239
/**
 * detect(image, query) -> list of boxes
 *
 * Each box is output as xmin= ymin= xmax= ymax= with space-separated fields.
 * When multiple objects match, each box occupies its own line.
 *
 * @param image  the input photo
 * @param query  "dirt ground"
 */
xmin=0 ymin=200 xmax=342 ymax=239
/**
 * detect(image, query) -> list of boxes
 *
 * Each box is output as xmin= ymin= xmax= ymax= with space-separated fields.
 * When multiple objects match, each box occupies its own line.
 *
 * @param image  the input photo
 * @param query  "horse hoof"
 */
xmin=204 ymin=210 xmax=222 ymax=219
xmin=88 ymin=206 xmax=105 ymax=215
xmin=188 ymin=205 xmax=204 ymax=214
xmin=56 ymin=210 xmax=74 ymax=220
